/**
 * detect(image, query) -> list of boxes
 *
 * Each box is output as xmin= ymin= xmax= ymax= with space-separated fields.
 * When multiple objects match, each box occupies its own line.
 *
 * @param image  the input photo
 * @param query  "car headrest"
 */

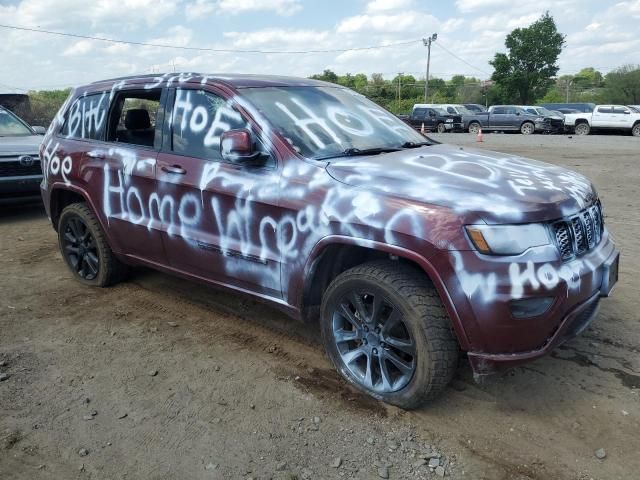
xmin=124 ymin=109 xmax=151 ymax=130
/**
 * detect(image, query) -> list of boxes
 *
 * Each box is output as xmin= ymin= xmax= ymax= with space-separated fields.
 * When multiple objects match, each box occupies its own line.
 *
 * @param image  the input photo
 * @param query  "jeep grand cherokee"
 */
xmin=40 ymin=74 xmax=619 ymax=408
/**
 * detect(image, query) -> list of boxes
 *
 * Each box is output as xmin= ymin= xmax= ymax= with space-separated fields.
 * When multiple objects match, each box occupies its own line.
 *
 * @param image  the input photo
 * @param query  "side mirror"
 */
xmin=515 ymin=111 xmax=521 ymax=116
xmin=32 ymin=126 xmax=46 ymax=135
xmin=220 ymin=129 xmax=260 ymax=163
xmin=623 ymin=111 xmax=631 ymax=115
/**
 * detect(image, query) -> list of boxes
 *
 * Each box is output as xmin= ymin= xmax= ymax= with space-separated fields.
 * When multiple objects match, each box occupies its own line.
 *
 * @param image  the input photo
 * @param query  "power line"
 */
xmin=0 ymin=23 xmax=421 ymax=54
xmin=432 ymin=41 xmax=490 ymax=76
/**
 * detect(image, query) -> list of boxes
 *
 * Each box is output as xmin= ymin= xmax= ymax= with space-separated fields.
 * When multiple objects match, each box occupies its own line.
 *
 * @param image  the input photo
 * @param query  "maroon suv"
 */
xmin=40 ymin=73 xmax=619 ymax=408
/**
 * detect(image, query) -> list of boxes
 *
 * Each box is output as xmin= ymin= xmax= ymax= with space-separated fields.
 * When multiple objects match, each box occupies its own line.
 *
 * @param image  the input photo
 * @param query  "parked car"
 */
xmin=407 ymin=105 xmax=463 ymax=133
xmin=0 ymin=105 xmax=46 ymax=203
xmin=463 ymin=103 xmax=487 ymax=113
xmin=540 ymin=103 xmax=595 ymax=113
xmin=628 ymin=105 xmax=640 ymax=113
xmin=522 ymin=106 xmax=565 ymax=132
xmin=40 ymin=73 xmax=619 ymax=408
xmin=415 ymin=104 xmax=486 ymax=132
xmin=466 ymin=105 xmax=558 ymax=134
xmin=563 ymin=105 xmax=640 ymax=136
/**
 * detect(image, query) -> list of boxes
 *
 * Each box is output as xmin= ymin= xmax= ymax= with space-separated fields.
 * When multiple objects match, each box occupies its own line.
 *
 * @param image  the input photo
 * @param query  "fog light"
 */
xmin=510 ymin=297 xmax=554 ymax=318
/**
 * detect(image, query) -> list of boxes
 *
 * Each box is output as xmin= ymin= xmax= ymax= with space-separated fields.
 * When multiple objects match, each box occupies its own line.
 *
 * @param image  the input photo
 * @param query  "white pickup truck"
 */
xmin=564 ymin=105 xmax=640 ymax=136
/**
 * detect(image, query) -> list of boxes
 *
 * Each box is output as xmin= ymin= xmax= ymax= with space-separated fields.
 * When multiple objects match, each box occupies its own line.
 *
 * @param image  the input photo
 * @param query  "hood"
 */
xmin=326 ymin=144 xmax=596 ymax=224
xmin=0 ymin=134 xmax=43 ymax=155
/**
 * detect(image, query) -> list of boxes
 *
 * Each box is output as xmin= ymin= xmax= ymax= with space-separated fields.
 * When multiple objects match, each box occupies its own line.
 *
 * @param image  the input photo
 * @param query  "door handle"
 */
xmin=161 ymin=165 xmax=186 ymax=175
xmin=86 ymin=151 xmax=105 ymax=159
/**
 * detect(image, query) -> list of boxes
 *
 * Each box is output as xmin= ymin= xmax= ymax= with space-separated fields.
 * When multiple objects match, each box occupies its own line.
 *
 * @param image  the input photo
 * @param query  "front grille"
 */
xmin=551 ymin=202 xmax=604 ymax=261
xmin=0 ymin=159 xmax=42 ymax=177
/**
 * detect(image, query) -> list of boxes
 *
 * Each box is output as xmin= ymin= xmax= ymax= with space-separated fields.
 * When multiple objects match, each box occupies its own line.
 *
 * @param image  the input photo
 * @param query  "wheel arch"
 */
xmin=49 ymin=183 xmax=101 ymax=232
xmin=297 ymin=236 xmax=470 ymax=350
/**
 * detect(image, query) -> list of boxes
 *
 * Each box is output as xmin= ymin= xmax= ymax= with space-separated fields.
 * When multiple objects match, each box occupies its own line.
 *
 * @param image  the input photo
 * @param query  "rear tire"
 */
xmin=58 ymin=203 xmax=128 ymax=287
xmin=320 ymin=261 xmax=459 ymax=409
xmin=574 ymin=122 xmax=591 ymax=135
xmin=520 ymin=122 xmax=535 ymax=135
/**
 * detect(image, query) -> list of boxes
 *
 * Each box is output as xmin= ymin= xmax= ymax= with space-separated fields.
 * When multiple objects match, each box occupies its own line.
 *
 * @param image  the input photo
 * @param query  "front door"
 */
xmin=156 ymin=87 xmax=283 ymax=298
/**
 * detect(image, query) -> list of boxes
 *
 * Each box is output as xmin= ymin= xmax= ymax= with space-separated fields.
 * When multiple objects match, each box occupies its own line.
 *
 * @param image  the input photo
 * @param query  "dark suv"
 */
xmin=40 ymin=74 xmax=619 ymax=409
xmin=1 ymin=106 xmax=46 ymax=203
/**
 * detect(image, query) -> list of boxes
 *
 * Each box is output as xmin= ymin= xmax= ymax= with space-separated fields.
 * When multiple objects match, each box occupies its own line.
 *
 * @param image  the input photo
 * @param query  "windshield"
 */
xmin=240 ymin=86 xmax=428 ymax=160
xmin=0 ymin=109 xmax=33 ymax=137
xmin=535 ymin=107 xmax=554 ymax=116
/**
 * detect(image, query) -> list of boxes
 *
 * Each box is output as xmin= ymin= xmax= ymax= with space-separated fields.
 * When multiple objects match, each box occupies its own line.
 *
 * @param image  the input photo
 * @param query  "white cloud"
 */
xmin=185 ymin=0 xmax=216 ymax=20
xmin=62 ymin=40 xmax=93 ymax=57
xmin=337 ymin=11 xmax=437 ymax=34
xmin=366 ymin=0 xmax=413 ymax=13
xmin=224 ymin=28 xmax=329 ymax=48
xmin=455 ymin=0 xmax=511 ymax=13
xmin=215 ymin=0 xmax=302 ymax=16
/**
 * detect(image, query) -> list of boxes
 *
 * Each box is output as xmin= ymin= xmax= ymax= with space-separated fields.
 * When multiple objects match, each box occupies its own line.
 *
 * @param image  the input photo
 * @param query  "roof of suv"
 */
xmin=89 ymin=73 xmax=332 ymax=90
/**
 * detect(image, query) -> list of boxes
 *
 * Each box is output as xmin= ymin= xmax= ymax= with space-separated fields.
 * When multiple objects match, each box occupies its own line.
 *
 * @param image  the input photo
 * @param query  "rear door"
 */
xmin=592 ymin=106 xmax=613 ymax=128
xmin=612 ymin=106 xmax=632 ymax=128
xmin=156 ymin=86 xmax=283 ymax=298
xmin=489 ymin=106 xmax=508 ymax=128
xmin=97 ymin=87 xmax=167 ymax=261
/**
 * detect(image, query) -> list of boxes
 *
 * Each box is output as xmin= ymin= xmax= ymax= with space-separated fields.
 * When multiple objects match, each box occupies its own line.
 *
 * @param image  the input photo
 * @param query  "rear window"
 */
xmin=61 ymin=93 xmax=109 ymax=140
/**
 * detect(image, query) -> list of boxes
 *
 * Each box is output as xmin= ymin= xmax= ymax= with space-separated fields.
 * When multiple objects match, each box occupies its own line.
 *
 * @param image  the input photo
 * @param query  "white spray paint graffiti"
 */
xmin=42 ymin=73 xmax=609 ymax=307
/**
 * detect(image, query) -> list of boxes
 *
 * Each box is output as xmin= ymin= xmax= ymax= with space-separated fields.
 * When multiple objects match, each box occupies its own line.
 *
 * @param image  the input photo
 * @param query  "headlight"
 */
xmin=465 ymin=224 xmax=551 ymax=255
xmin=446 ymin=118 xmax=453 ymax=122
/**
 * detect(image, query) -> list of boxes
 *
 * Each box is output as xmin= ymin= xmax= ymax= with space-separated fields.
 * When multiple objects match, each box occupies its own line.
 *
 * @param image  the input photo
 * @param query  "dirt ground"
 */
xmin=1 ymin=133 xmax=639 ymax=480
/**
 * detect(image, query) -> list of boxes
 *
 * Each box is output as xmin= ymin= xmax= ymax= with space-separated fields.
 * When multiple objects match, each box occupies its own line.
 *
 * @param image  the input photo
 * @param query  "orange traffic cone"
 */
xmin=476 ymin=128 xmax=483 ymax=143
xmin=421 ymin=122 xmax=425 ymax=134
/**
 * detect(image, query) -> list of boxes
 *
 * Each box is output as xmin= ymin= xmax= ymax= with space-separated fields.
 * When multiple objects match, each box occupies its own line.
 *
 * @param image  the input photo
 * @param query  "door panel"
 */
xmin=157 ymin=87 xmax=283 ymax=298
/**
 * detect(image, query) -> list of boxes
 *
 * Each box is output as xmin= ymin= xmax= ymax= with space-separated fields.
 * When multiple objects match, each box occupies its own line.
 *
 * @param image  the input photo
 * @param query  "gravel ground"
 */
xmin=1 ymin=132 xmax=639 ymax=479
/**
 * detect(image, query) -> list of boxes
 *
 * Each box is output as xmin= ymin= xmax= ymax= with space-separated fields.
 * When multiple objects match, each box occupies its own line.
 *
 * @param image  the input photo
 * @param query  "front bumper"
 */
xmin=0 ymin=175 xmax=43 ymax=202
xmin=433 ymin=231 xmax=619 ymax=375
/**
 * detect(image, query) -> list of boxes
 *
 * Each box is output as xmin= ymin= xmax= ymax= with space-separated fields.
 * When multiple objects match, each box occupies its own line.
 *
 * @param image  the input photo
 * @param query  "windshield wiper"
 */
xmin=316 ymin=146 xmax=401 ymax=160
xmin=400 ymin=141 xmax=432 ymax=149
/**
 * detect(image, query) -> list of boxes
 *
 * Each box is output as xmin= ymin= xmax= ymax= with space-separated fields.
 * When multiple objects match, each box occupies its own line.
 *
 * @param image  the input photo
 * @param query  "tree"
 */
xmin=310 ymin=69 xmax=338 ymax=83
xmin=490 ymin=12 xmax=565 ymax=103
xmin=604 ymin=65 xmax=640 ymax=104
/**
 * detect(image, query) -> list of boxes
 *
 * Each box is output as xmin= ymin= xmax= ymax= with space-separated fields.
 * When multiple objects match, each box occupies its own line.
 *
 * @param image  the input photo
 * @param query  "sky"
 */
xmin=0 ymin=0 xmax=638 ymax=92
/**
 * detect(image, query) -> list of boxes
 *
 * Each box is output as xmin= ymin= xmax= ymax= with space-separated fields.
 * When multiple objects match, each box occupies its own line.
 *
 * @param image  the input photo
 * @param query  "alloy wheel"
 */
xmin=62 ymin=216 xmax=100 ymax=280
xmin=331 ymin=291 xmax=416 ymax=393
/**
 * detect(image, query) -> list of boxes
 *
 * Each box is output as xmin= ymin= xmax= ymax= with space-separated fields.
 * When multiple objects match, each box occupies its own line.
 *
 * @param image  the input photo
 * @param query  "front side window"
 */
xmin=240 ymin=86 xmax=427 ymax=160
xmin=612 ymin=106 xmax=629 ymax=114
xmin=0 ymin=108 xmax=32 ymax=136
xmin=61 ymin=93 xmax=109 ymax=140
xmin=170 ymin=89 xmax=247 ymax=162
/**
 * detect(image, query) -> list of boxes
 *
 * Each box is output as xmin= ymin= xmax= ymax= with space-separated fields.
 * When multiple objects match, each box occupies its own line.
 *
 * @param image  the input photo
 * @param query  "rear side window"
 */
xmin=61 ymin=93 xmax=109 ymax=140
xmin=106 ymin=90 xmax=162 ymax=148
xmin=492 ymin=107 xmax=506 ymax=114
xmin=170 ymin=89 xmax=246 ymax=162
xmin=413 ymin=108 xmax=427 ymax=119
xmin=612 ymin=106 xmax=629 ymax=114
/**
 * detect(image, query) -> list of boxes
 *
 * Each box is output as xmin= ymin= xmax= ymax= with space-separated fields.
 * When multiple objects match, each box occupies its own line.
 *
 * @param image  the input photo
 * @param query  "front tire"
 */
xmin=520 ymin=122 xmax=535 ymax=135
xmin=58 ymin=203 xmax=127 ymax=287
xmin=574 ymin=122 xmax=591 ymax=135
xmin=468 ymin=122 xmax=481 ymax=134
xmin=320 ymin=261 xmax=459 ymax=409
xmin=632 ymin=123 xmax=640 ymax=137
xmin=436 ymin=122 xmax=446 ymax=134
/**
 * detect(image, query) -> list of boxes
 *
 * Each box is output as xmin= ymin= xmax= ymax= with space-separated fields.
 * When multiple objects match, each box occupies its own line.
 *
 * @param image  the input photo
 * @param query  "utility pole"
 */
xmin=397 ymin=72 xmax=402 ymax=111
xmin=422 ymin=33 xmax=437 ymax=102
xmin=566 ymin=78 xmax=573 ymax=102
